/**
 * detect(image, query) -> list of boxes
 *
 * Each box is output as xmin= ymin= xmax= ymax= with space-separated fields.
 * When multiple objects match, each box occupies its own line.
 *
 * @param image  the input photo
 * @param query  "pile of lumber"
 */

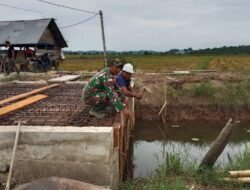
xmin=225 ymin=170 xmax=250 ymax=183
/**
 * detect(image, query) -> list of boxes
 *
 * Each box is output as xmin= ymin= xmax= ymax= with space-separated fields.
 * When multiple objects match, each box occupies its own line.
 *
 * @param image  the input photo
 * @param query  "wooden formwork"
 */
xmin=113 ymin=97 xmax=135 ymax=180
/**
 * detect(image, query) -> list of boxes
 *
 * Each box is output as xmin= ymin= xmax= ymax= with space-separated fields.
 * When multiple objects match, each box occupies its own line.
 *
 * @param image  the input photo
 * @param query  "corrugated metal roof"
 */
xmin=0 ymin=18 xmax=67 ymax=48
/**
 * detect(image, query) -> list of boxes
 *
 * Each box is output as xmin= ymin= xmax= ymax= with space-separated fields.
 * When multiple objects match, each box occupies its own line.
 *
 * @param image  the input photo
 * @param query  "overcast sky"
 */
xmin=0 ymin=0 xmax=250 ymax=51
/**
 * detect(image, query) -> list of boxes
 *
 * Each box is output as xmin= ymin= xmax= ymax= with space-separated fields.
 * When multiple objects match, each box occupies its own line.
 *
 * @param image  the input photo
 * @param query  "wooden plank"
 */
xmin=113 ymin=126 xmax=120 ymax=148
xmin=48 ymin=75 xmax=80 ymax=82
xmin=0 ymin=94 xmax=48 ymax=116
xmin=113 ymin=114 xmax=121 ymax=148
xmin=0 ymin=84 xmax=59 ymax=106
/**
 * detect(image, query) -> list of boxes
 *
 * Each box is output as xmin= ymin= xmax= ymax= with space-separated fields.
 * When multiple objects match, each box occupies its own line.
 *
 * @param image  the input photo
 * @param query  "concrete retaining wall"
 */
xmin=0 ymin=126 xmax=119 ymax=189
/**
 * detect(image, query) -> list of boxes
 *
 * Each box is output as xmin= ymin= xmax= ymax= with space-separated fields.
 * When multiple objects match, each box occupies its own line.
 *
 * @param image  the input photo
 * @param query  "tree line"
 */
xmin=64 ymin=45 xmax=250 ymax=56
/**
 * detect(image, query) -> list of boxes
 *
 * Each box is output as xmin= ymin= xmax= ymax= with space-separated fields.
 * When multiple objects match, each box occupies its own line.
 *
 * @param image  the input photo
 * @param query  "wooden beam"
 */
xmin=0 ymin=94 xmax=48 ymax=116
xmin=0 ymin=84 xmax=59 ymax=106
xmin=199 ymin=118 xmax=239 ymax=169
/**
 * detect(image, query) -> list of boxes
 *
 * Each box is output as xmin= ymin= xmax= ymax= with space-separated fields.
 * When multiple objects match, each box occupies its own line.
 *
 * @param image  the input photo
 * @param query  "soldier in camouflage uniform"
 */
xmin=83 ymin=59 xmax=132 ymax=119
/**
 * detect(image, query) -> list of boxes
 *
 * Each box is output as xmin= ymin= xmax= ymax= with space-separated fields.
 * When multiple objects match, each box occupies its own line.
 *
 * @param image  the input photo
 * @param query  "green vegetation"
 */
xmin=62 ymin=54 xmax=250 ymax=73
xmin=64 ymin=45 xmax=250 ymax=56
xmin=217 ymin=81 xmax=250 ymax=109
xmin=192 ymin=81 xmax=216 ymax=97
xmin=166 ymin=80 xmax=250 ymax=109
xmin=122 ymin=146 xmax=250 ymax=190
xmin=0 ymin=73 xmax=21 ymax=82
xmin=225 ymin=145 xmax=250 ymax=171
xmin=196 ymin=57 xmax=214 ymax=70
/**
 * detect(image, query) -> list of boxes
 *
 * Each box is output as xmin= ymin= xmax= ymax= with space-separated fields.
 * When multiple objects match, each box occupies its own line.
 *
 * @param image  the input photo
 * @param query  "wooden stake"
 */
xmin=164 ymin=78 xmax=167 ymax=117
xmin=158 ymin=101 xmax=167 ymax=117
xmin=5 ymin=121 xmax=22 ymax=190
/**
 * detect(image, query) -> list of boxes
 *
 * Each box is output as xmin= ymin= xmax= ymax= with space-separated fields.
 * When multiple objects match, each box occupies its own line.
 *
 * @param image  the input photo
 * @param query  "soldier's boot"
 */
xmin=89 ymin=108 xmax=106 ymax=119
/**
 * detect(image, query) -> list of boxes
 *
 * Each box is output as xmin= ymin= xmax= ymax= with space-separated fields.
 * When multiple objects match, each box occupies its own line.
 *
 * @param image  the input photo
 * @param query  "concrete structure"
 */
xmin=0 ymin=126 xmax=118 ymax=189
xmin=15 ymin=177 xmax=110 ymax=190
xmin=0 ymin=82 xmax=135 ymax=190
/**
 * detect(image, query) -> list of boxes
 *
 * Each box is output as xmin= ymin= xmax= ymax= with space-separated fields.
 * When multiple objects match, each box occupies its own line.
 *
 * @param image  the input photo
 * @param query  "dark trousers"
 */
xmin=6 ymin=59 xmax=19 ymax=75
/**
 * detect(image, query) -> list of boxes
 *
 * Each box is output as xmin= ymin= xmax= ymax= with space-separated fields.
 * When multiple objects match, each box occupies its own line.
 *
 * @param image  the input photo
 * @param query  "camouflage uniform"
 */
xmin=83 ymin=68 xmax=126 ymax=112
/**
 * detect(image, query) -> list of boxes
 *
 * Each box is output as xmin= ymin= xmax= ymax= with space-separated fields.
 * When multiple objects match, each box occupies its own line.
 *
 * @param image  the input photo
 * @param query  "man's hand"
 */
xmin=136 ymin=93 xmax=142 ymax=99
xmin=121 ymin=107 xmax=132 ymax=119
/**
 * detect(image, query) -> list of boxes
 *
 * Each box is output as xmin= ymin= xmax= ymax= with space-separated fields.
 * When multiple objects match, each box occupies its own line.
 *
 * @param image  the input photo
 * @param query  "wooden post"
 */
xmin=99 ymin=10 xmax=107 ymax=67
xmin=0 ymin=56 xmax=6 ymax=73
xmin=199 ymin=118 xmax=239 ymax=169
xmin=164 ymin=78 xmax=167 ymax=117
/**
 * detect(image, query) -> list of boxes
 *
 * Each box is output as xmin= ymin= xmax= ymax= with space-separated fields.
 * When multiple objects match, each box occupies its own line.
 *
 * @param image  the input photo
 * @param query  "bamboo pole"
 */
xmin=229 ymin=170 xmax=250 ymax=178
xmin=158 ymin=101 xmax=167 ymax=117
xmin=158 ymin=79 xmax=168 ymax=117
xmin=5 ymin=121 xmax=22 ymax=190
xmin=164 ymin=78 xmax=167 ymax=117
xmin=224 ymin=177 xmax=250 ymax=183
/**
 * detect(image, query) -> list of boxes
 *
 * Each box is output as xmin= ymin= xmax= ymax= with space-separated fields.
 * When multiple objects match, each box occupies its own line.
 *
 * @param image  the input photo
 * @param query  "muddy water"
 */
xmin=132 ymin=120 xmax=250 ymax=178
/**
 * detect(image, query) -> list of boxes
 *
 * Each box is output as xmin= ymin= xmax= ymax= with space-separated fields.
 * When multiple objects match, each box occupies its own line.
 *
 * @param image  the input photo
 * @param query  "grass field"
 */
xmin=121 ymin=145 xmax=250 ymax=190
xmin=61 ymin=54 xmax=250 ymax=73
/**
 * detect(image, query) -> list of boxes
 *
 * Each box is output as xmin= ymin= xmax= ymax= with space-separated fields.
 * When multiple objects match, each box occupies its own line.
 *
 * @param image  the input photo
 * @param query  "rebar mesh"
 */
xmin=0 ymin=84 xmax=115 ymax=126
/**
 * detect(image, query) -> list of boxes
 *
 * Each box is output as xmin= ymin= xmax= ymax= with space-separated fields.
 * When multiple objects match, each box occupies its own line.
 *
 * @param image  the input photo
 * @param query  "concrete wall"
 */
xmin=0 ymin=126 xmax=119 ymax=189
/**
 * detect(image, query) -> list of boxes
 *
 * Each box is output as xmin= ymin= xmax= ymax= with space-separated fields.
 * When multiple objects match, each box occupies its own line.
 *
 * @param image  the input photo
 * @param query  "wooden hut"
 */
xmin=0 ymin=18 xmax=67 ymax=71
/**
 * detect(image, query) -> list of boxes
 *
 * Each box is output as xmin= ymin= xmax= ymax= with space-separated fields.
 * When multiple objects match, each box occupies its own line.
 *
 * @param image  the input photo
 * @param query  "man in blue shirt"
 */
xmin=116 ymin=63 xmax=142 ymax=99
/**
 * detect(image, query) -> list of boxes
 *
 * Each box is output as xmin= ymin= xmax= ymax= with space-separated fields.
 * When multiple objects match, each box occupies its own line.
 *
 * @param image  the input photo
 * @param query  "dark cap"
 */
xmin=107 ymin=58 xmax=123 ymax=67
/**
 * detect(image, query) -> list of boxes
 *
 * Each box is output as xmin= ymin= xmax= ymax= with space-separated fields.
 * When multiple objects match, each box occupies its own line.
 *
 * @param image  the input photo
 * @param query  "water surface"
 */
xmin=133 ymin=120 xmax=250 ymax=178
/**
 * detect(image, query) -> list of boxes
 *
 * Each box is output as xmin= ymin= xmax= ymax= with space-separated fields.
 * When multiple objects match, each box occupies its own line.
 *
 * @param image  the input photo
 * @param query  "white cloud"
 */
xmin=0 ymin=0 xmax=249 ymax=50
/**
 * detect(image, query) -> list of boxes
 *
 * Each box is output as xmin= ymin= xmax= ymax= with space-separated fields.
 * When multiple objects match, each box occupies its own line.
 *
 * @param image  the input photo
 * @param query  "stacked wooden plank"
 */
xmin=0 ymin=84 xmax=59 ymax=117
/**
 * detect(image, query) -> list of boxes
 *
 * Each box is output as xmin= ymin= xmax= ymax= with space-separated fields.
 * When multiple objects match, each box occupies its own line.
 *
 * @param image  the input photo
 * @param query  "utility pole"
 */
xmin=99 ymin=10 xmax=107 ymax=67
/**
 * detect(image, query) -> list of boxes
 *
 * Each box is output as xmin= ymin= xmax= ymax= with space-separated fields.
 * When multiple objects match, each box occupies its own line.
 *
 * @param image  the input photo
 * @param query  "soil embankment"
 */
xmin=134 ymin=73 xmax=250 ymax=122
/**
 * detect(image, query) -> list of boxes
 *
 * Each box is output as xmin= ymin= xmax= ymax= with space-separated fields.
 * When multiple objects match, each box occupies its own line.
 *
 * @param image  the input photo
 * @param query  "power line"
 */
xmin=36 ymin=0 xmax=97 ymax=14
xmin=60 ymin=13 xmax=99 ymax=29
xmin=0 ymin=3 xmax=44 ymax=17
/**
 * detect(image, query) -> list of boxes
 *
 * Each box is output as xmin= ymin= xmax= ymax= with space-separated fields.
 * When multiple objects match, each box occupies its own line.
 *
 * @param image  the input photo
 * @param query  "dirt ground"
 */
xmin=133 ymin=72 xmax=250 ymax=122
xmin=1 ymin=71 xmax=249 ymax=123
